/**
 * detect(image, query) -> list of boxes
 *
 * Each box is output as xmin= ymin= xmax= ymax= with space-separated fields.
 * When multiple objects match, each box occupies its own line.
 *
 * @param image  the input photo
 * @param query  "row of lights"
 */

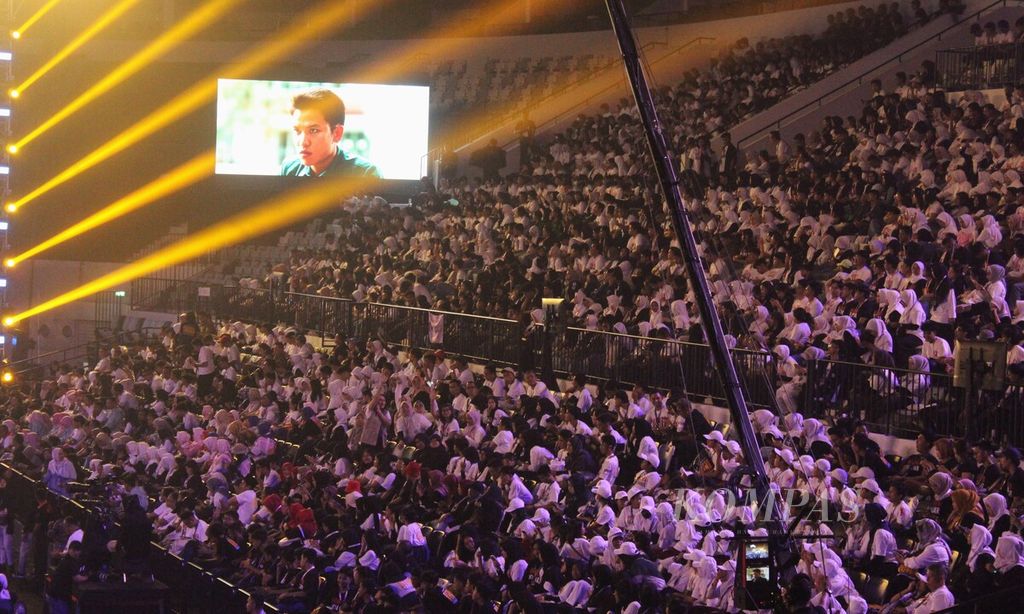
xmin=2 ymin=16 xmax=15 ymax=365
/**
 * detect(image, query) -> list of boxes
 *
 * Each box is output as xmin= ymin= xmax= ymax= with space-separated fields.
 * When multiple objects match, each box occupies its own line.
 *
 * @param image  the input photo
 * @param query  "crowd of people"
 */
xmin=236 ymin=3 xmax=1023 ymax=429
xmin=14 ymin=1 xmax=1024 ymax=613
xmin=0 ymin=313 xmax=1022 ymax=614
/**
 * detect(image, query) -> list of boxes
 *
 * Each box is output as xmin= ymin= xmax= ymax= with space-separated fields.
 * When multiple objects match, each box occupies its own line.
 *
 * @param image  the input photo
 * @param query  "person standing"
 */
xmin=515 ymin=113 xmax=536 ymax=168
xmin=46 ymin=540 xmax=87 ymax=614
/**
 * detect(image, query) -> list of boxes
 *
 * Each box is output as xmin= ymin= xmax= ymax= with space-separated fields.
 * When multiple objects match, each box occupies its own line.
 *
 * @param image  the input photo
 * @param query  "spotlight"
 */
xmin=7 ymin=90 xmax=17 ymax=99
xmin=1 ymin=317 xmax=11 ymax=327
xmin=6 ymin=145 xmax=15 ymax=154
xmin=4 ymin=204 xmax=15 ymax=214
xmin=10 ymin=31 xmax=19 ymax=40
xmin=3 ymin=259 xmax=13 ymax=268
xmin=2 ymin=372 xmax=13 ymax=383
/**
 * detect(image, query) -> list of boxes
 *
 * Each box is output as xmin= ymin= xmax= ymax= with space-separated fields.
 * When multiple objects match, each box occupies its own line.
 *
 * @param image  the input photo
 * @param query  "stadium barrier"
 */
xmin=124 ymin=278 xmax=1024 ymax=445
xmin=0 ymin=462 xmax=279 ymax=613
xmin=937 ymin=41 xmax=1024 ymax=91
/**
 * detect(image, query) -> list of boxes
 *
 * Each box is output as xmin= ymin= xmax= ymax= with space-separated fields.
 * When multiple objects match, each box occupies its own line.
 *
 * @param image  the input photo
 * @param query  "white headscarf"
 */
xmin=865 ymin=318 xmax=893 ymax=353
xmin=994 ymin=533 xmax=1024 ymax=573
xmin=968 ymin=524 xmax=995 ymax=571
xmin=985 ymin=493 xmax=1009 ymax=531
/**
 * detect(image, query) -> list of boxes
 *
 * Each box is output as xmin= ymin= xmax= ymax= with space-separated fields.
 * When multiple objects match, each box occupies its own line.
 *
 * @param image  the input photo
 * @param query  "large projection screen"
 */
xmin=215 ymin=78 xmax=429 ymax=180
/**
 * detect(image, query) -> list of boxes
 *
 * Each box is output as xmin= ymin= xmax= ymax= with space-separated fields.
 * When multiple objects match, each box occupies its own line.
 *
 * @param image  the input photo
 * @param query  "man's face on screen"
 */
xmin=292 ymin=108 xmax=342 ymax=172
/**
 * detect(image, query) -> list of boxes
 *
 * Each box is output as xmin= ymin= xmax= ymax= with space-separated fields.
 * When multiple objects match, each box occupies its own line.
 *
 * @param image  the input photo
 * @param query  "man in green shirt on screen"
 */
xmin=280 ymin=88 xmax=381 ymax=178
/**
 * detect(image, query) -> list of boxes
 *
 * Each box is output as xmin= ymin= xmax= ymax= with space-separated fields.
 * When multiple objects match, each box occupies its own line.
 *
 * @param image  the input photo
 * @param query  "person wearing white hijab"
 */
xmin=984 ymin=492 xmax=1010 ymax=535
xmin=749 ymin=305 xmax=771 ymax=337
xmin=877 ymin=288 xmax=904 ymax=321
xmin=865 ymin=318 xmax=894 ymax=353
xmin=967 ymin=524 xmax=995 ymax=572
xmin=903 ymin=355 xmax=931 ymax=405
xmin=978 ymin=214 xmax=1003 ymax=249
xmin=45 ymin=448 xmax=76 ymax=496
xmin=994 ymin=533 xmax=1024 ymax=577
xmin=900 ymin=261 xmax=927 ymax=291
xmin=774 ymin=345 xmax=804 ymax=415
xmin=899 ymin=289 xmax=926 ymax=340
xmin=462 ymin=409 xmax=486 ymax=448
xmin=901 ymin=519 xmax=951 ymax=572
xmin=827 ymin=315 xmax=858 ymax=344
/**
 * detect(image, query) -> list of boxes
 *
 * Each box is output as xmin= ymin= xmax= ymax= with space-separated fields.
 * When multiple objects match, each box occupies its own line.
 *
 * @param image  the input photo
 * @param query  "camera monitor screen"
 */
xmin=744 ymin=543 xmax=771 ymax=582
xmin=215 ymin=78 xmax=429 ymax=180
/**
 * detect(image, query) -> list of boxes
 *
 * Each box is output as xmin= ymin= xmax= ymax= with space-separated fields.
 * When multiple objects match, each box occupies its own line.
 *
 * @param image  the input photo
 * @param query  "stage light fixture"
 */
xmin=5 ymin=145 xmax=15 ymax=154
xmin=2 ymin=372 xmax=12 ymax=383
xmin=14 ymin=0 xmax=141 ymax=95
xmin=15 ymin=0 xmax=64 ymax=38
xmin=4 ymin=205 xmax=15 ymax=214
xmin=7 ymin=90 xmax=17 ymax=99
xmin=3 ymin=259 xmax=13 ymax=268
xmin=10 ymin=151 xmax=213 ymax=264
xmin=10 ymin=0 xmax=381 ymax=209
xmin=10 ymin=31 xmax=19 ymax=41
xmin=1 ymin=317 xmax=11 ymax=327
xmin=13 ymin=0 xmax=244 ymax=151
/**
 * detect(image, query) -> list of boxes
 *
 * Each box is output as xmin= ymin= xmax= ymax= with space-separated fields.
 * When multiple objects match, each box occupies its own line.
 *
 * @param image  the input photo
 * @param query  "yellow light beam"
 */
xmin=9 ymin=151 xmax=213 ymax=264
xmin=14 ymin=0 xmax=142 ymax=95
xmin=15 ymin=0 xmax=64 ymax=37
xmin=357 ymin=0 xmax=530 ymax=84
xmin=1 ymin=0 xmax=547 ymax=319
xmin=4 ymin=174 xmax=376 ymax=325
xmin=14 ymin=0 xmax=244 ymax=150
xmin=12 ymin=0 xmax=380 ymax=209
xmin=12 ymin=0 xmax=521 ymax=261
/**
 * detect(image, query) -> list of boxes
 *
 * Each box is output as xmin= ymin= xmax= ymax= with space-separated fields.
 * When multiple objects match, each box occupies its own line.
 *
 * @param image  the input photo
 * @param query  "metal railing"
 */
xmin=129 ymin=279 xmax=1024 ymax=444
xmin=129 ymin=279 xmax=277 ymax=324
xmin=5 ymin=331 xmax=128 ymax=377
xmin=0 ymin=462 xmax=279 ymax=614
xmin=736 ymin=0 xmax=1021 ymax=149
xmin=804 ymin=357 xmax=1024 ymax=446
xmin=937 ymin=41 xmax=1024 ymax=90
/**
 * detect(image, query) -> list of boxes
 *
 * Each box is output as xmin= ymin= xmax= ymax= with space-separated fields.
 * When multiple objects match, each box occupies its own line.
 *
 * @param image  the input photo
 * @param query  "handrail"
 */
xmin=562 ymin=324 xmax=771 ymax=357
xmin=283 ymin=291 xmax=520 ymax=324
xmin=6 ymin=331 xmax=124 ymax=373
xmin=736 ymin=0 xmax=1020 ymax=148
xmin=808 ymin=356 xmax=956 ymax=378
xmin=0 ymin=461 xmax=281 ymax=612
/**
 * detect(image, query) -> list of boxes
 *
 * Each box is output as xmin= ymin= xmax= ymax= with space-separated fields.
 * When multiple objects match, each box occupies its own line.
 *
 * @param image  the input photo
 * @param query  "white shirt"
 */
xmin=904 ymin=542 xmax=951 ymax=570
xmin=906 ymin=585 xmax=955 ymax=614
xmin=197 ymin=346 xmax=216 ymax=376
xmin=923 ymin=337 xmax=952 ymax=360
xmin=484 ymin=377 xmax=506 ymax=399
xmin=235 ymin=490 xmax=258 ymax=525
xmin=598 ymin=454 xmax=620 ymax=484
